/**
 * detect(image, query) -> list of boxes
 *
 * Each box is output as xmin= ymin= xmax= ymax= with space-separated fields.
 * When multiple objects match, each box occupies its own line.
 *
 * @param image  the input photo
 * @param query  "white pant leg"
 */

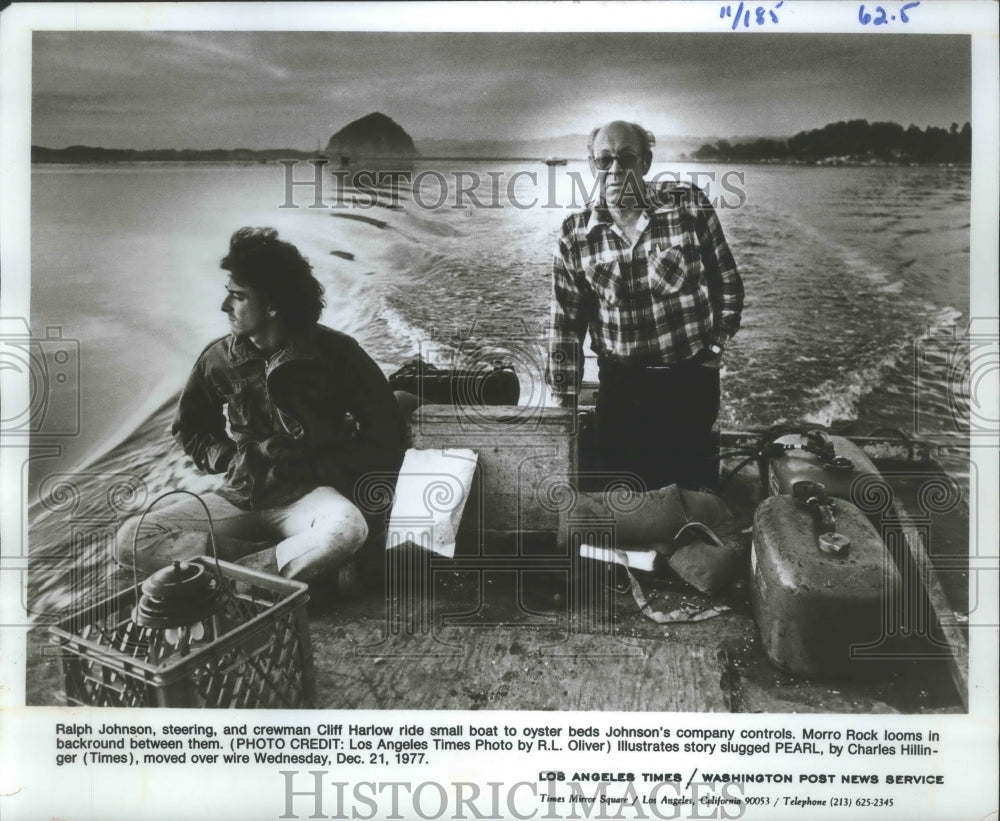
xmin=268 ymin=486 xmax=369 ymax=581
xmin=114 ymin=492 xmax=272 ymax=572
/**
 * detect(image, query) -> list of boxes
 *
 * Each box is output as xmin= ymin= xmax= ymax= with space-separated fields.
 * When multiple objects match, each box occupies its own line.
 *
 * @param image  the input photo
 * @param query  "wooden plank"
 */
xmin=410 ymin=405 xmax=577 ymax=535
xmin=888 ymin=497 xmax=969 ymax=710
xmin=310 ymin=625 xmax=732 ymax=712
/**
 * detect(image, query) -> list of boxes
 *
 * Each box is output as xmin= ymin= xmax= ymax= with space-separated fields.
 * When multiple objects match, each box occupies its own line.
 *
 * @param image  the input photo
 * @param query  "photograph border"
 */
xmin=1 ymin=3 xmax=997 ymax=820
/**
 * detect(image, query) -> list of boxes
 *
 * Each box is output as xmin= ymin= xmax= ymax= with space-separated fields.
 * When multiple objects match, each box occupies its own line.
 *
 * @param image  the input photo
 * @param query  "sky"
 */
xmin=31 ymin=31 xmax=972 ymax=150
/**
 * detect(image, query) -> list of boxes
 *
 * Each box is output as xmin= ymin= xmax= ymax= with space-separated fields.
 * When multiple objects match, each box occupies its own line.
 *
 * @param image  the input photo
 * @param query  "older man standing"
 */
xmin=547 ymin=120 xmax=744 ymax=490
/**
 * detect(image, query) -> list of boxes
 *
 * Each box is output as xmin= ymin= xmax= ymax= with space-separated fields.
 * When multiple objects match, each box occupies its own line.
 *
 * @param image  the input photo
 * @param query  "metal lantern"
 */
xmin=50 ymin=490 xmax=315 ymax=708
xmin=133 ymin=558 xmax=227 ymax=662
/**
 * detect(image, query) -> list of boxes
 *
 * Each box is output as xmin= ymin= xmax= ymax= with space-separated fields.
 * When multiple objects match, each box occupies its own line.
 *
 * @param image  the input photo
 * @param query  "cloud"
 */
xmin=32 ymin=31 xmax=971 ymax=150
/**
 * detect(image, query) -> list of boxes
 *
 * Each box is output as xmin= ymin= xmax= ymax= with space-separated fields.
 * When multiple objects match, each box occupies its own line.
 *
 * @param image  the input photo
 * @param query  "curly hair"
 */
xmin=220 ymin=227 xmax=325 ymax=327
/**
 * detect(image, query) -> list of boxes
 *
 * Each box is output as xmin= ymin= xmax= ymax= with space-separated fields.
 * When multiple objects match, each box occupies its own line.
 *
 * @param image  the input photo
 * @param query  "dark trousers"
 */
xmin=595 ymin=358 xmax=720 ymax=491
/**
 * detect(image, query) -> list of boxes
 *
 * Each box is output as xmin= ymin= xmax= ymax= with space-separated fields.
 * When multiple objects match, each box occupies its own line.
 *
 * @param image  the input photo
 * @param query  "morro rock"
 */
xmin=325 ymin=112 xmax=419 ymax=159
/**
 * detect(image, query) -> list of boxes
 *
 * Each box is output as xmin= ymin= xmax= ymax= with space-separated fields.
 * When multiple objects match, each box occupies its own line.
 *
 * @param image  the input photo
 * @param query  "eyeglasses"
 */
xmin=591 ymin=151 xmax=641 ymax=171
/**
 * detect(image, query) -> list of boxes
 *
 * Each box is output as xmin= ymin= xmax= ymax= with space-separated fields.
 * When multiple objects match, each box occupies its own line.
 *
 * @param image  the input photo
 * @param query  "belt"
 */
xmin=598 ymin=354 xmax=681 ymax=371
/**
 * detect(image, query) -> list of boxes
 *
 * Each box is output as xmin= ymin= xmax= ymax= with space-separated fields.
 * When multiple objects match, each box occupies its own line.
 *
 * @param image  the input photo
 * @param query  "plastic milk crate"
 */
xmin=49 ymin=556 xmax=315 ymax=709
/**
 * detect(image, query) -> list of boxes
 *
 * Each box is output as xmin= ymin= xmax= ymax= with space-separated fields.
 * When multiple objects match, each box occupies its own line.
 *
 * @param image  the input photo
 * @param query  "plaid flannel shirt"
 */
xmin=547 ymin=181 xmax=743 ymax=398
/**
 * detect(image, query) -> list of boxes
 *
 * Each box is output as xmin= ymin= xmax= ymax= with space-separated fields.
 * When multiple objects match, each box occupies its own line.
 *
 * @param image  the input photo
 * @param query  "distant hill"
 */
xmin=30 ymin=145 xmax=315 ymax=163
xmin=692 ymin=120 xmax=971 ymax=165
xmin=31 ymin=118 xmax=971 ymax=166
xmin=325 ymin=112 xmax=419 ymax=159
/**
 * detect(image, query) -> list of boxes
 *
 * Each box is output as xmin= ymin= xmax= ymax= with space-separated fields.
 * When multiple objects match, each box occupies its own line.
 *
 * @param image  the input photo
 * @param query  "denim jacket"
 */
xmin=173 ymin=325 xmax=406 ymax=510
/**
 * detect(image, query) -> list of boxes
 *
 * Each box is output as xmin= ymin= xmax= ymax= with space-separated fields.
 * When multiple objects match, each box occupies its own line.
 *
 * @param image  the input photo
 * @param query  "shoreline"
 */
xmin=29 ymin=156 xmax=973 ymax=169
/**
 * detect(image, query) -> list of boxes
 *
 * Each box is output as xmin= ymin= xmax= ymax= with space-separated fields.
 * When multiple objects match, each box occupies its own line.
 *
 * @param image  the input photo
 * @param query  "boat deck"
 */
xmin=26 ymin=447 xmax=967 ymax=713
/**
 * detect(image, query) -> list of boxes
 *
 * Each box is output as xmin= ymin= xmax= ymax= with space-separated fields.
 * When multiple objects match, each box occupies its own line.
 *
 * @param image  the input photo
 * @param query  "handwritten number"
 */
xmin=858 ymin=2 xmax=918 ymax=25
xmin=900 ymin=1 xmax=919 ymax=22
xmin=721 ymin=0 xmax=781 ymax=28
xmin=730 ymin=1 xmax=745 ymax=29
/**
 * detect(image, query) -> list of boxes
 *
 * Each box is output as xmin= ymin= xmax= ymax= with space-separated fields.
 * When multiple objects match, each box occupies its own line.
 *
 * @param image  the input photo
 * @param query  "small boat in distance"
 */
xmin=543 ymin=156 xmax=568 ymax=166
